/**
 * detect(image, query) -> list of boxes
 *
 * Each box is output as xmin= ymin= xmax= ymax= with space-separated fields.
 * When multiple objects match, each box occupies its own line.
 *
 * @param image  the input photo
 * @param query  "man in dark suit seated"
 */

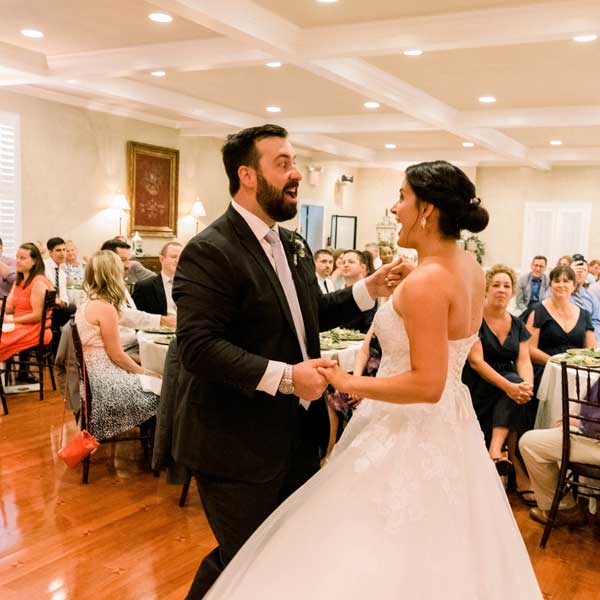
xmin=132 ymin=241 xmax=182 ymax=316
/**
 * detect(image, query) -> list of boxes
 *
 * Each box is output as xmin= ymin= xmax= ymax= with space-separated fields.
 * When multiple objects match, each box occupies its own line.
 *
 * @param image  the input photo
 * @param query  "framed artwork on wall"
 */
xmin=127 ymin=141 xmax=179 ymax=237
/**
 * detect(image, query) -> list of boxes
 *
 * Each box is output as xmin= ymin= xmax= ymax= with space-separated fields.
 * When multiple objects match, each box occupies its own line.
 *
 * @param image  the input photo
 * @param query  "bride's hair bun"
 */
xmin=405 ymin=160 xmax=489 ymax=239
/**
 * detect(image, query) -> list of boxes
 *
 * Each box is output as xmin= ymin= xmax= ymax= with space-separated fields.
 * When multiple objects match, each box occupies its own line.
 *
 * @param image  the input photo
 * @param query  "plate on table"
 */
xmin=143 ymin=327 xmax=176 ymax=334
xmin=320 ymin=341 xmax=349 ymax=351
xmin=154 ymin=335 xmax=175 ymax=346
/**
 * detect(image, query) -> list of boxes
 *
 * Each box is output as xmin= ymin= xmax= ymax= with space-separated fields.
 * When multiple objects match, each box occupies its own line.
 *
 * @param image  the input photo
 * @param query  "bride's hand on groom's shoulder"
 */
xmin=365 ymin=257 xmax=415 ymax=298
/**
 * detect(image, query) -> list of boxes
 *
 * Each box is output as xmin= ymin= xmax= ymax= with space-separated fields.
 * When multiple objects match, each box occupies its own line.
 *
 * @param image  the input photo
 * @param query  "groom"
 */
xmin=173 ymin=124 xmax=401 ymax=598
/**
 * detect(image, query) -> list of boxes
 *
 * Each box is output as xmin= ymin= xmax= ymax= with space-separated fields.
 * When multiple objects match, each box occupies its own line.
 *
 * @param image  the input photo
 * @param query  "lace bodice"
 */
xmin=350 ymin=300 xmax=479 ymax=427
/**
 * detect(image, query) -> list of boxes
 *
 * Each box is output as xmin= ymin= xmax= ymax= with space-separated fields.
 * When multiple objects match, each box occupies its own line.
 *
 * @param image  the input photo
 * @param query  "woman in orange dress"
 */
xmin=0 ymin=242 xmax=53 ymax=362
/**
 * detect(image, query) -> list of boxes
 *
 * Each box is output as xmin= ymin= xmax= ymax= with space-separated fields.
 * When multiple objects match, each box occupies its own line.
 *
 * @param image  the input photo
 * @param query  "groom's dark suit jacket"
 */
xmin=172 ymin=204 xmax=362 ymax=483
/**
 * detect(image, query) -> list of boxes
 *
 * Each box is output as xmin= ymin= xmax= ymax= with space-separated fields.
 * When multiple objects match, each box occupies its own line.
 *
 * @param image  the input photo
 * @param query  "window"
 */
xmin=521 ymin=203 xmax=591 ymax=270
xmin=0 ymin=111 xmax=20 ymax=256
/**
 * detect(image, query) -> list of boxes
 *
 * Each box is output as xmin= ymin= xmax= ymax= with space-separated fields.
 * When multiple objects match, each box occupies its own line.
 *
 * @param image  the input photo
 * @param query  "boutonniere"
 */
xmin=292 ymin=230 xmax=307 ymax=266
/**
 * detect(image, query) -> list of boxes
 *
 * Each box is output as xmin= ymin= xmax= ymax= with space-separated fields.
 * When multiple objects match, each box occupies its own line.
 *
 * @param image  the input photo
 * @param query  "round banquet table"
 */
xmin=137 ymin=330 xmax=172 ymax=375
xmin=534 ymin=354 xmax=600 ymax=429
xmin=137 ymin=332 xmax=363 ymax=378
xmin=321 ymin=341 xmax=362 ymax=373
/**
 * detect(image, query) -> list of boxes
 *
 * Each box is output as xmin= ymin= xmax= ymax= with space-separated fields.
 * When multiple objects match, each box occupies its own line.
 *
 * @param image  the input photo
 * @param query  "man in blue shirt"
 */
xmin=516 ymin=255 xmax=549 ymax=320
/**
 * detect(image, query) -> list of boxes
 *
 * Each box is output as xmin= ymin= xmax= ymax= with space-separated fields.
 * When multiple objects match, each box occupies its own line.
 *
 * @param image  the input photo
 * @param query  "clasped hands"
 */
xmin=293 ymin=358 xmax=354 ymax=401
xmin=505 ymin=380 xmax=533 ymax=404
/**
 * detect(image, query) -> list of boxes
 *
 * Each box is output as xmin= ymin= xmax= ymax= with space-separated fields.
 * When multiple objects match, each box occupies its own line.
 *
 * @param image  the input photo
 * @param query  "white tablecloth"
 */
xmin=535 ymin=356 xmax=600 ymax=429
xmin=321 ymin=341 xmax=362 ymax=373
xmin=137 ymin=330 xmax=172 ymax=375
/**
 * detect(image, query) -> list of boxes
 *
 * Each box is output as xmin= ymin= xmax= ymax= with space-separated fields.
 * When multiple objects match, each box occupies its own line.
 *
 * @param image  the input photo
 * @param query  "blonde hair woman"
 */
xmin=75 ymin=250 xmax=159 ymax=440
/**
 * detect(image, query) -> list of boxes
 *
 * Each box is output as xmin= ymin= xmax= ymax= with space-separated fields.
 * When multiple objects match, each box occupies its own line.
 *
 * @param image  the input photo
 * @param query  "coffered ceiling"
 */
xmin=2 ymin=0 xmax=600 ymax=170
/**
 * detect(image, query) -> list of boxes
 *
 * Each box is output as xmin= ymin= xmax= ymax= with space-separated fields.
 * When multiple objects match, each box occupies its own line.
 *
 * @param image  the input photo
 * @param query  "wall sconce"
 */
xmin=307 ymin=165 xmax=323 ymax=186
xmin=191 ymin=198 xmax=207 ymax=234
xmin=113 ymin=193 xmax=130 ymax=235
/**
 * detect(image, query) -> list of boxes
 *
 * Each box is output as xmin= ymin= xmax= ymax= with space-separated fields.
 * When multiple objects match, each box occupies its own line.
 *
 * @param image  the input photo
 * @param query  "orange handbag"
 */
xmin=58 ymin=352 xmax=99 ymax=468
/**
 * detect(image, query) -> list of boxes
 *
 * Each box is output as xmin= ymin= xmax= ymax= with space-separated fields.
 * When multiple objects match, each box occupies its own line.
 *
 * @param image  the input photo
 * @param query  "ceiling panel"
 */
xmin=0 ymin=0 xmax=216 ymax=55
xmin=328 ymin=131 xmax=467 ymax=150
xmin=129 ymin=65 xmax=397 ymax=117
xmin=254 ymin=0 xmax=552 ymax=28
xmin=368 ymin=40 xmax=600 ymax=109
xmin=500 ymin=126 xmax=600 ymax=147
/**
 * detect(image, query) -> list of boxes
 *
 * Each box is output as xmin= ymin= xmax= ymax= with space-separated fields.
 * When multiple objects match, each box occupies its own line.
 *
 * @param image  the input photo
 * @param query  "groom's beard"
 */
xmin=256 ymin=170 xmax=298 ymax=222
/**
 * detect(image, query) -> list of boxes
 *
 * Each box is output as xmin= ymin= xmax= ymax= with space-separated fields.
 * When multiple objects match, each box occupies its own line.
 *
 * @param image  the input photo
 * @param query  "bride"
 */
xmin=205 ymin=161 xmax=542 ymax=599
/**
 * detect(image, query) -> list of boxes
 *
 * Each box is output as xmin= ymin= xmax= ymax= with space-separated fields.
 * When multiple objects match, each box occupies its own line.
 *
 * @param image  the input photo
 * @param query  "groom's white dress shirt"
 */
xmin=231 ymin=200 xmax=375 ymax=396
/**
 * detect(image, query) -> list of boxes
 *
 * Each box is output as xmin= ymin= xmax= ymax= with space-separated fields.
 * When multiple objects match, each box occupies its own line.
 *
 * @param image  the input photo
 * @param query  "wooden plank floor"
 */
xmin=1 ymin=387 xmax=599 ymax=599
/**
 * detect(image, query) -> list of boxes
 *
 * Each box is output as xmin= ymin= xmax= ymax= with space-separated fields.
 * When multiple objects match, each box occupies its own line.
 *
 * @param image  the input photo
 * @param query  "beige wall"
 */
xmin=0 ymin=89 xmax=229 ymax=256
xmin=475 ymin=166 xmax=600 ymax=269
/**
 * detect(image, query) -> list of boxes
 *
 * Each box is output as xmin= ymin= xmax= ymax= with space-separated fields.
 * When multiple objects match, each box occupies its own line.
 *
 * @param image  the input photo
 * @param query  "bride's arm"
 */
xmin=319 ymin=269 xmax=449 ymax=405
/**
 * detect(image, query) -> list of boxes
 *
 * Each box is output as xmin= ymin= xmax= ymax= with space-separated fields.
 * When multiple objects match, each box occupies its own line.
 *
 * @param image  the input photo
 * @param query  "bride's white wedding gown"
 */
xmin=206 ymin=302 xmax=543 ymax=599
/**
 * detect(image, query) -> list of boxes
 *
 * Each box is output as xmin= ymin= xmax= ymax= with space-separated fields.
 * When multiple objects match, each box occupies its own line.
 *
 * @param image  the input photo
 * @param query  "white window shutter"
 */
xmin=0 ymin=111 xmax=20 ymax=256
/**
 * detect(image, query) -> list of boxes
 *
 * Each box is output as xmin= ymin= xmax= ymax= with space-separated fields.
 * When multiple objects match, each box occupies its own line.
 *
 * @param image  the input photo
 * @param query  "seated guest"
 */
xmin=464 ymin=265 xmax=535 ymax=502
xmin=0 ymin=243 xmax=53 ymax=379
xmin=101 ymin=238 xmax=175 ymax=352
xmin=338 ymin=250 xmax=377 ymax=333
xmin=569 ymin=255 xmax=600 ymax=341
xmin=364 ymin=242 xmax=382 ymax=269
xmin=589 ymin=259 xmax=600 ymax=283
xmin=556 ymin=255 xmax=572 ymax=267
xmin=75 ymin=250 xmax=159 ymax=440
xmin=331 ymin=248 xmax=346 ymax=290
xmin=515 ymin=255 xmax=548 ymax=321
xmin=378 ymin=242 xmax=395 ymax=266
xmin=314 ymin=249 xmax=334 ymax=294
xmin=132 ymin=242 xmax=182 ymax=315
xmin=63 ymin=240 xmax=86 ymax=287
xmin=526 ymin=265 xmax=596 ymax=392
xmin=0 ymin=237 xmax=16 ymax=298
xmin=100 ymin=238 xmax=154 ymax=287
xmin=519 ymin=409 xmax=598 ymax=526
xmin=44 ymin=237 xmax=77 ymax=352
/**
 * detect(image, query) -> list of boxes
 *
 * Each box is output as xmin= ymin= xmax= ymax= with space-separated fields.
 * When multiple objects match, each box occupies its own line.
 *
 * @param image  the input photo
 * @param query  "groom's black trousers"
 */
xmin=185 ymin=406 xmax=322 ymax=599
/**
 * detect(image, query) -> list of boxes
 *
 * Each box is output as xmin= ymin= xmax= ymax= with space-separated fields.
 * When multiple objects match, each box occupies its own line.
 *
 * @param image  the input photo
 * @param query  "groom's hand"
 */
xmin=365 ymin=257 xmax=415 ymax=299
xmin=293 ymin=358 xmax=336 ymax=401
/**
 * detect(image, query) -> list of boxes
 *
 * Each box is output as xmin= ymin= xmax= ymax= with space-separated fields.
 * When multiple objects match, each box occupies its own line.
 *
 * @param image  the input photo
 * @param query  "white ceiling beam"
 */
xmin=9 ymin=85 xmax=180 ymax=128
xmin=278 ymin=113 xmax=435 ymax=133
xmin=0 ymin=41 xmax=48 ymax=75
xmin=291 ymin=134 xmax=374 ymax=162
xmin=458 ymin=106 xmax=600 ymax=129
xmin=300 ymin=0 xmax=600 ymax=58
xmin=48 ymin=37 xmax=270 ymax=78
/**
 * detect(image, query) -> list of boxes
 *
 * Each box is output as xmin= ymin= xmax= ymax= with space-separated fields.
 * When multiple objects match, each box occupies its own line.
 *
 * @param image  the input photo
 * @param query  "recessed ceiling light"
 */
xmin=151 ymin=70 xmax=166 ymax=77
xmin=65 ymin=79 xmax=78 ymax=84
xmin=266 ymin=106 xmax=281 ymax=113
xmin=266 ymin=61 xmax=282 ymax=68
xmin=20 ymin=29 xmax=44 ymax=38
xmin=462 ymin=142 xmax=475 ymax=148
xmin=317 ymin=0 xmax=338 ymax=3
xmin=403 ymin=49 xmax=423 ymax=56
xmin=384 ymin=143 xmax=397 ymax=149
xmin=149 ymin=12 xmax=173 ymax=23
xmin=573 ymin=34 xmax=597 ymax=43
xmin=549 ymin=140 xmax=563 ymax=146
xmin=478 ymin=95 xmax=496 ymax=104
xmin=363 ymin=101 xmax=380 ymax=109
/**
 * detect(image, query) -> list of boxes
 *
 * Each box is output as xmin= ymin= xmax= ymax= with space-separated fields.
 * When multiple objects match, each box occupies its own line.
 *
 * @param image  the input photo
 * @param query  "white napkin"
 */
xmin=138 ymin=374 xmax=162 ymax=395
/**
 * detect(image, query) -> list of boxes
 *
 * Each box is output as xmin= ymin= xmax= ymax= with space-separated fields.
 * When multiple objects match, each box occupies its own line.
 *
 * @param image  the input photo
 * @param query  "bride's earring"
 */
xmin=420 ymin=217 xmax=427 ymax=229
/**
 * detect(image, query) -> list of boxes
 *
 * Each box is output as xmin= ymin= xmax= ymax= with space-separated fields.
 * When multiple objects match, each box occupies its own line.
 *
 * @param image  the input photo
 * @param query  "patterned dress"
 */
xmin=75 ymin=301 xmax=159 ymax=440
xmin=0 ymin=275 xmax=52 ymax=362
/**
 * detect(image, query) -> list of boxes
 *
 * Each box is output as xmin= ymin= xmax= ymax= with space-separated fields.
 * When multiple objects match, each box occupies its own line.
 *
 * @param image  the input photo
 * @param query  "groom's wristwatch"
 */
xmin=278 ymin=364 xmax=295 ymax=395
